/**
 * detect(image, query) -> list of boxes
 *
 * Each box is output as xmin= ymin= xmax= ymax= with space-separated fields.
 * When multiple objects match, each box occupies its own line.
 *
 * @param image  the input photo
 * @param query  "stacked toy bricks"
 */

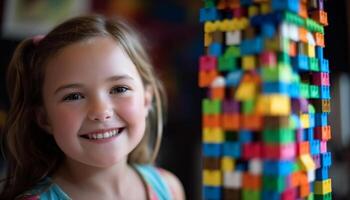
xmin=199 ymin=0 xmax=331 ymax=199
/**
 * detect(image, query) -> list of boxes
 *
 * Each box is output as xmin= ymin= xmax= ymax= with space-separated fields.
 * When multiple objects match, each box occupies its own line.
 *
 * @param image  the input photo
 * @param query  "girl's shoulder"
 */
xmin=134 ymin=164 xmax=185 ymax=200
xmin=17 ymin=178 xmax=71 ymax=200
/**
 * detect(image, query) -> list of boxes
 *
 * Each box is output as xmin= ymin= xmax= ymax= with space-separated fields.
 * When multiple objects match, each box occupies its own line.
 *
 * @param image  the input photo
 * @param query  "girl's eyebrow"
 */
xmin=54 ymin=75 xmax=135 ymax=95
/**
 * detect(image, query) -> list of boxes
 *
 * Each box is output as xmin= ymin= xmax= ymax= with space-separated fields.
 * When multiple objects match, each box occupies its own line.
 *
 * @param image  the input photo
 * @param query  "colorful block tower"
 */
xmin=199 ymin=0 xmax=331 ymax=199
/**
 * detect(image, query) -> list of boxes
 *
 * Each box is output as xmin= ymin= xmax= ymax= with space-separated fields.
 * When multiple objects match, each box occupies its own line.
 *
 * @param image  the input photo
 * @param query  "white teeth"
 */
xmin=85 ymin=129 xmax=121 ymax=140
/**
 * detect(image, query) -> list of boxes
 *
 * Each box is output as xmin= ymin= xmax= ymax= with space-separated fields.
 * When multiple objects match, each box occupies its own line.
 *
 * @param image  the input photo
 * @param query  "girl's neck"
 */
xmin=52 ymin=157 xmax=142 ymax=199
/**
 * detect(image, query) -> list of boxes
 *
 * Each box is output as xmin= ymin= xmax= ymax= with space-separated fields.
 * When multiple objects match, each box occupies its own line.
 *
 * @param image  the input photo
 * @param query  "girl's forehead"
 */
xmin=43 ymin=37 xmax=142 ymax=87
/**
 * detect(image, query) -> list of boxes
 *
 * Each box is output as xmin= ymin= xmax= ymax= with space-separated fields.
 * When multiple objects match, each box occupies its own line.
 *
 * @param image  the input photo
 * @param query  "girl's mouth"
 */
xmin=80 ymin=128 xmax=124 ymax=140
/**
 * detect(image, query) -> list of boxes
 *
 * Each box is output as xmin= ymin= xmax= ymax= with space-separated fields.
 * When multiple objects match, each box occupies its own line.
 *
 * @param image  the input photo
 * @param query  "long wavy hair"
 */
xmin=0 ymin=15 xmax=166 ymax=199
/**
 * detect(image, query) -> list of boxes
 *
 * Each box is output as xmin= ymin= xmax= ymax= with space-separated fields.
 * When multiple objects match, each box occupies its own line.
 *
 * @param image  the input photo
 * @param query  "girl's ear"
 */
xmin=36 ymin=107 xmax=53 ymax=134
xmin=144 ymin=85 xmax=153 ymax=115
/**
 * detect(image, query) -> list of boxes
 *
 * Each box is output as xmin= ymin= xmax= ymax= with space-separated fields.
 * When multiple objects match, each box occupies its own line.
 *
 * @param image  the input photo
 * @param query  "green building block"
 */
xmin=242 ymin=189 xmax=260 ymax=200
xmin=278 ymin=52 xmax=291 ymax=65
xmin=204 ymin=0 xmax=216 ymax=8
xmin=308 ymin=104 xmax=316 ymax=114
xmin=306 ymin=18 xmax=324 ymax=34
xmin=263 ymin=175 xmax=286 ymax=192
xmin=202 ymin=99 xmax=221 ymax=114
xmin=300 ymin=83 xmax=310 ymax=98
xmin=310 ymin=85 xmax=320 ymax=98
xmin=225 ymin=45 xmax=240 ymax=57
xmin=218 ymin=55 xmax=237 ymax=71
xmin=309 ymin=58 xmax=320 ymax=71
xmin=314 ymin=193 xmax=332 ymax=200
xmin=261 ymin=64 xmax=293 ymax=83
xmin=306 ymin=193 xmax=315 ymax=200
xmin=262 ymin=128 xmax=295 ymax=144
xmin=242 ymin=99 xmax=255 ymax=114
xmin=283 ymin=11 xmax=305 ymax=27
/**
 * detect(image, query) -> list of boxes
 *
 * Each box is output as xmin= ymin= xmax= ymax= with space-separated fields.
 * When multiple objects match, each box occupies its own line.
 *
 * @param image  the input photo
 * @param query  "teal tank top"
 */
xmin=19 ymin=165 xmax=173 ymax=200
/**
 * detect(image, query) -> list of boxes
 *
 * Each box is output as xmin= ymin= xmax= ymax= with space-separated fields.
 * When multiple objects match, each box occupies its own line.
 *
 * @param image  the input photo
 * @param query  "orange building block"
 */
xmin=222 ymin=113 xmax=240 ymax=131
xmin=199 ymin=69 xmax=218 ymax=87
xmin=290 ymin=172 xmax=301 ymax=188
xmin=242 ymin=114 xmax=263 ymax=131
xmin=297 ymin=141 xmax=310 ymax=155
xmin=227 ymin=0 xmax=240 ymax=9
xmin=300 ymin=183 xmax=310 ymax=198
xmin=315 ymin=125 xmax=331 ymax=141
xmin=310 ymin=10 xmax=328 ymax=26
xmin=242 ymin=173 xmax=261 ymax=190
xmin=289 ymin=41 xmax=297 ymax=57
xmin=210 ymin=87 xmax=225 ymax=100
xmin=299 ymin=3 xmax=308 ymax=18
xmin=217 ymin=0 xmax=227 ymax=10
xmin=314 ymin=32 xmax=325 ymax=47
xmin=203 ymin=114 xmax=221 ymax=128
xmin=299 ymin=28 xmax=308 ymax=43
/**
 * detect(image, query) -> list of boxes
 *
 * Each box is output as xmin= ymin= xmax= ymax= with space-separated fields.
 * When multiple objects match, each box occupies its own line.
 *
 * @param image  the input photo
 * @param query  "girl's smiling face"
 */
xmin=39 ymin=36 xmax=152 ymax=168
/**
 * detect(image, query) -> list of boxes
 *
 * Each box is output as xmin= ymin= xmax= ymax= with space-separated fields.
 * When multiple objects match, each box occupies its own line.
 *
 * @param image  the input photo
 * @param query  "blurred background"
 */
xmin=0 ymin=0 xmax=349 ymax=199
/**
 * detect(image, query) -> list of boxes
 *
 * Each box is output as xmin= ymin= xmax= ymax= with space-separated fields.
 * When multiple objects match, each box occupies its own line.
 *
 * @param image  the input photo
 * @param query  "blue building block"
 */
xmin=309 ymin=113 xmax=315 ymax=128
xmin=289 ymin=82 xmax=300 ymax=98
xmin=226 ymin=70 xmax=243 ymax=87
xmin=239 ymin=130 xmax=253 ymax=143
xmin=292 ymin=55 xmax=309 ymax=71
xmin=321 ymin=152 xmax=332 ymax=167
xmin=203 ymin=186 xmax=221 ymax=200
xmin=199 ymin=8 xmax=220 ymax=22
xmin=310 ymin=140 xmax=320 ymax=155
xmin=209 ymin=42 xmax=223 ymax=57
xmin=319 ymin=58 xmax=329 ymax=72
xmin=315 ymin=113 xmax=328 ymax=126
xmin=240 ymin=0 xmax=253 ymax=6
xmin=262 ymin=82 xmax=289 ymax=94
xmin=262 ymin=191 xmax=280 ymax=200
xmin=262 ymin=23 xmax=276 ymax=38
xmin=304 ymin=128 xmax=314 ymax=141
xmin=316 ymin=166 xmax=329 ymax=180
xmin=316 ymin=46 xmax=324 ymax=59
xmin=263 ymin=161 xmax=293 ymax=176
xmin=223 ymin=142 xmax=241 ymax=158
xmin=203 ymin=143 xmax=222 ymax=157
xmin=320 ymin=86 xmax=331 ymax=99
xmin=272 ymin=0 xmax=299 ymax=13
xmin=240 ymin=37 xmax=264 ymax=55
xmin=236 ymin=160 xmax=248 ymax=171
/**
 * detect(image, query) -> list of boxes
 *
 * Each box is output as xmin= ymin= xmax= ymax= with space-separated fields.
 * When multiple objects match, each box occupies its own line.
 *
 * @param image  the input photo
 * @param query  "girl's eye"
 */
xmin=63 ymin=93 xmax=84 ymax=101
xmin=110 ymin=86 xmax=129 ymax=94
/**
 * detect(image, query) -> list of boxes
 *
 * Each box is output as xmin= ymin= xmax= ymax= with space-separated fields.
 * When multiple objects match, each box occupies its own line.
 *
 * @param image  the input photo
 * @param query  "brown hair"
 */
xmin=0 ymin=15 xmax=166 ymax=199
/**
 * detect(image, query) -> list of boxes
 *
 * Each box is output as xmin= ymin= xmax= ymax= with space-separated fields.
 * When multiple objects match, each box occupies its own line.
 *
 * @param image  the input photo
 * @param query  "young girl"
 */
xmin=0 ymin=15 xmax=185 ymax=200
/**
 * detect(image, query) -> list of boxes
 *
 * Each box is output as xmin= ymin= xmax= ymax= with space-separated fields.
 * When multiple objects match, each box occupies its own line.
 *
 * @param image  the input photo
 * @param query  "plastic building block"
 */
xmin=199 ymin=69 xmax=218 ymax=87
xmin=313 ymin=154 xmax=321 ymax=169
xmin=262 ymin=128 xmax=295 ymax=143
xmin=242 ymin=55 xmax=257 ymax=71
xmin=226 ymin=70 xmax=243 ymax=87
xmin=292 ymin=55 xmax=309 ymax=71
xmin=316 ymin=167 xmax=329 ymax=180
xmin=249 ymin=159 xmax=262 ymax=175
xmin=307 ymin=170 xmax=316 ymax=182
xmin=224 ymin=171 xmax=242 ymax=188
xmin=209 ymin=42 xmax=223 ymax=56
xmin=262 ymin=81 xmax=289 ymax=94
xmin=203 ymin=143 xmax=222 ymax=157
xmin=298 ymin=154 xmax=316 ymax=171
xmin=320 ymin=141 xmax=327 ymax=153
xmin=263 ymin=143 xmax=296 ymax=160
xmin=226 ymin=31 xmax=241 ymax=45
xmin=218 ymin=55 xmax=237 ymax=71
xmin=222 ymin=156 xmax=235 ymax=171
xmin=262 ymin=175 xmax=286 ymax=192
xmin=222 ymin=113 xmax=240 ymax=130
xmin=288 ymin=82 xmax=300 ymax=98
xmin=243 ymin=142 xmax=262 ymax=159
xmin=260 ymin=51 xmax=277 ymax=67
xmin=310 ymin=10 xmax=328 ymax=26
xmin=210 ymin=86 xmax=225 ymax=100
xmin=242 ymin=99 xmax=255 ymax=114
xmin=203 ymin=128 xmax=224 ymax=143
xmin=241 ymin=37 xmax=264 ymax=55
xmin=204 ymin=0 xmax=216 ymax=8
xmin=264 ymin=116 xmax=290 ymax=129
xmin=223 ymin=142 xmax=241 ymax=158
xmin=241 ymin=114 xmax=263 ymax=131
xmin=312 ymin=99 xmax=331 ymax=113
xmin=309 ymin=57 xmax=320 ymax=71
xmin=320 ymin=152 xmax=332 ymax=167
xmin=200 ymin=8 xmax=220 ymax=22
xmin=310 ymin=140 xmax=320 ymax=155
xmin=202 ymin=114 xmax=221 ymax=128
xmin=235 ymin=82 xmax=257 ymax=101
xmin=242 ymin=189 xmax=260 ymax=200
xmin=239 ymin=130 xmax=253 ymax=143
xmin=203 ymin=169 xmax=222 ymax=186
xmin=314 ymin=192 xmax=332 ymax=200
xmin=202 ymin=99 xmax=221 ymax=114
xmin=300 ymin=83 xmax=310 ymax=99
xmin=272 ymin=0 xmax=299 ymax=13
xmin=203 ymin=186 xmax=221 ymax=199
xmin=225 ymin=45 xmax=241 ymax=57
xmin=314 ymin=125 xmax=331 ymax=141
xmin=223 ymin=100 xmax=240 ymax=113
xmin=256 ymin=94 xmax=291 ymax=116
xmin=314 ymin=179 xmax=332 ymax=194
xmin=297 ymin=141 xmax=310 ymax=155
xmin=263 ymin=160 xmax=293 ymax=176
xmin=242 ymin=174 xmax=261 ymax=190
xmin=203 ymin=156 xmax=221 ymax=169
xmin=320 ymin=85 xmax=330 ymax=99
xmin=200 ymin=55 xmax=217 ymax=71
xmin=314 ymin=32 xmax=325 ymax=47
xmin=316 ymin=46 xmax=324 ymax=59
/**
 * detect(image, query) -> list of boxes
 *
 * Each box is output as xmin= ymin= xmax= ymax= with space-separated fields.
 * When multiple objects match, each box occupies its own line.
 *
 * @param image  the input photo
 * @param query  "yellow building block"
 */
xmin=242 ymin=55 xmax=256 ymax=70
xmin=203 ymin=169 xmax=222 ymax=186
xmin=204 ymin=21 xmax=220 ymax=33
xmin=237 ymin=18 xmax=249 ymax=30
xmin=235 ymin=82 xmax=257 ymax=101
xmin=305 ymin=44 xmax=316 ymax=57
xmin=248 ymin=5 xmax=259 ymax=17
xmin=204 ymin=33 xmax=212 ymax=47
xmin=260 ymin=3 xmax=271 ymax=14
xmin=221 ymin=157 xmax=235 ymax=172
xmin=315 ymin=179 xmax=332 ymax=194
xmin=203 ymin=128 xmax=224 ymax=143
xmin=300 ymin=114 xmax=310 ymax=128
xmin=256 ymin=95 xmax=291 ymax=116
xmin=298 ymin=154 xmax=316 ymax=171
xmin=219 ymin=19 xmax=230 ymax=32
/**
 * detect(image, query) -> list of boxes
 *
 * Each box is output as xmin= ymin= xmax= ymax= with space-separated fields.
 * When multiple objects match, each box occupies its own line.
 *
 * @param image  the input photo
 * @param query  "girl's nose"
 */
xmin=88 ymin=99 xmax=114 ymax=122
